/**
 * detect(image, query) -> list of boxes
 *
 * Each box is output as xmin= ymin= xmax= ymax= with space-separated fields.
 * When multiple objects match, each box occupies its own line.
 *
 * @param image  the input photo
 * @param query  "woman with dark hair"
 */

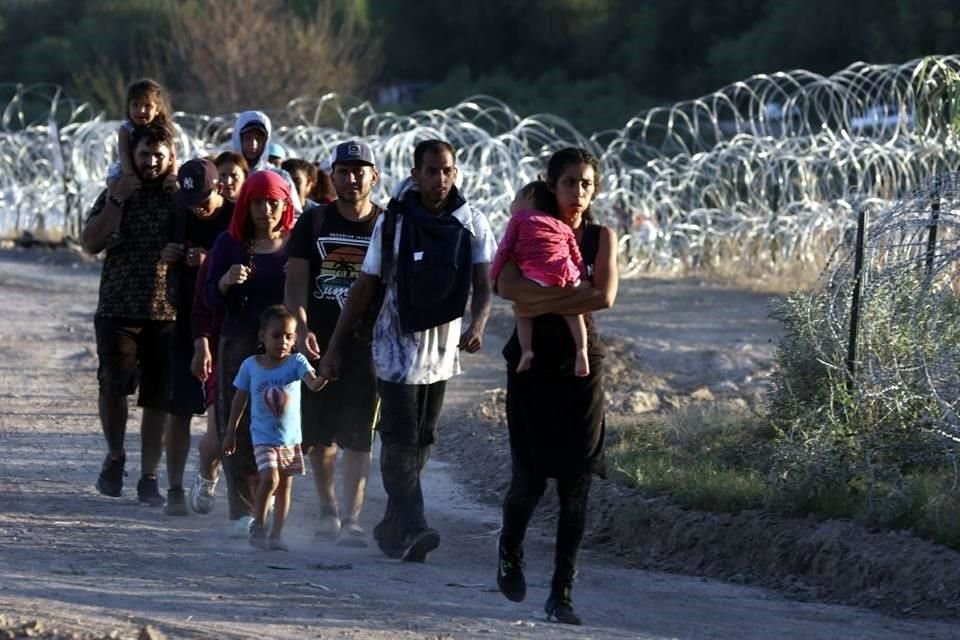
xmin=204 ymin=170 xmax=296 ymax=535
xmin=214 ymin=151 xmax=249 ymax=203
xmin=493 ymin=147 xmax=619 ymax=625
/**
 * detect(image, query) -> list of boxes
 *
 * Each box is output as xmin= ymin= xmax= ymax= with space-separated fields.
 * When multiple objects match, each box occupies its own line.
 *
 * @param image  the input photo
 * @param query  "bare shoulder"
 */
xmin=597 ymin=224 xmax=618 ymax=251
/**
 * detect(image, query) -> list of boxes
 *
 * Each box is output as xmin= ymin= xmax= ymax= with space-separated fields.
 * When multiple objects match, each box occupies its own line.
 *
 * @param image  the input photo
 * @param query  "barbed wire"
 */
xmin=1 ymin=56 xmax=958 ymax=276
xmin=815 ymin=171 xmax=960 ymax=443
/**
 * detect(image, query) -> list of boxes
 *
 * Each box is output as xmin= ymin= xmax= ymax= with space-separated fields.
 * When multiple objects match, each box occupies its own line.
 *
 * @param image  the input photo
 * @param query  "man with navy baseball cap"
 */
xmin=285 ymin=139 xmax=382 ymax=546
xmin=329 ymin=141 xmax=376 ymax=167
xmin=175 ymin=157 xmax=220 ymax=209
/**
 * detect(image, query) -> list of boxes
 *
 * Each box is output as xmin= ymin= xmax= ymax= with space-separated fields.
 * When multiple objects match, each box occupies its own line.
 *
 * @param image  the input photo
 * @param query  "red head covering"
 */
xmin=227 ymin=170 xmax=296 ymax=241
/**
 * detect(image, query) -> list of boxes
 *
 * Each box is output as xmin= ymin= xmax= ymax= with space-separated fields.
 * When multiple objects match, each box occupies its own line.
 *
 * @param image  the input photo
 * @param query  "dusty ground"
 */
xmin=1 ymin=247 xmax=959 ymax=639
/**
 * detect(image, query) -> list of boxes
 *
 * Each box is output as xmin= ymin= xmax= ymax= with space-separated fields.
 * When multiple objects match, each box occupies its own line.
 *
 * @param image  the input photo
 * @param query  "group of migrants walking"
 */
xmin=79 ymin=78 xmax=619 ymax=626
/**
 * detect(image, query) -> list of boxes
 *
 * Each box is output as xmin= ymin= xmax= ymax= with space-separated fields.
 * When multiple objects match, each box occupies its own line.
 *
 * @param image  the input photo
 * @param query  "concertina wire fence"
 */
xmin=1 ymin=55 xmax=959 ymax=278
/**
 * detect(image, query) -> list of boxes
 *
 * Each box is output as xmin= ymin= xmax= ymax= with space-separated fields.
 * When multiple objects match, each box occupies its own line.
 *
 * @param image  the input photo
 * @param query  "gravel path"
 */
xmin=0 ymin=248 xmax=956 ymax=639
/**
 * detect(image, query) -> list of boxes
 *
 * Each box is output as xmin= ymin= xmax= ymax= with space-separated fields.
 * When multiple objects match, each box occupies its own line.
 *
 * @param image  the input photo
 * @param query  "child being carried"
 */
xmin=490 ymin=181 xmax=589 ymax=377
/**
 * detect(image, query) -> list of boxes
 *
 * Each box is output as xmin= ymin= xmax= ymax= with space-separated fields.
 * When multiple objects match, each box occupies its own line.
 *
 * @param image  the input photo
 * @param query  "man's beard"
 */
xmin=136 ymin=166 xmax=170 ymax=184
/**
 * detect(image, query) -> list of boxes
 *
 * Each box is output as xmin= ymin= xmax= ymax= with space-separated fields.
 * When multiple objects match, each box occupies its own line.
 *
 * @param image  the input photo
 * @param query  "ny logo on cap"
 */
xmin=183 ymin=177 xmax=194 ymax=190
xmin=347 ymin=144 xmax=360 ymax=156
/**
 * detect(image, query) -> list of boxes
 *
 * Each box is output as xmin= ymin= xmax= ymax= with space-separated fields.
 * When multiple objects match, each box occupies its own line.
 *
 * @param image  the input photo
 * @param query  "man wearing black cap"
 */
xmin=158 ymin=157 xmax=233 ymax=514
xmin=285 ymin=140 xmax=382 ymax=545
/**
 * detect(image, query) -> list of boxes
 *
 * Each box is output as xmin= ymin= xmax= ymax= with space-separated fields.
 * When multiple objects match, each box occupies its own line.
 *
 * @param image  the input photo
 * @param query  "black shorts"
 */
xmin=94 ymin=317 xmax=177 ymax=410
xmin=162 ymin=334 xmax=206 ymax=418
xmin=301 ymin=342 xmax=379 ymax=453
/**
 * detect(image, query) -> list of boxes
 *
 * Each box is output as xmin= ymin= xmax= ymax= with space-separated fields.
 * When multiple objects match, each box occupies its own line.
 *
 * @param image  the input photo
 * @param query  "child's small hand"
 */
xmin=305 ymin=373 xmax=328 ymax=392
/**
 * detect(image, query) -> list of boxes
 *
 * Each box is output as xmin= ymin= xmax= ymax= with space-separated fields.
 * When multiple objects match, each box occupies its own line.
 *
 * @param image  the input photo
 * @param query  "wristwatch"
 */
xmin=108 ymin=194 xmax=125 ymax=208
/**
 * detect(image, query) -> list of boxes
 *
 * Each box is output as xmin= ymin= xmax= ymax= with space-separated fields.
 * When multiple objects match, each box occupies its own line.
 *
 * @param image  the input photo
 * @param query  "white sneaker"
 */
xmin=189 ymin=474 xmax=218 ymax=514
xmin=227 ymin=515 xmax=255 ymax=539
xmin=315 ymin=513 xmax=341 ymax=539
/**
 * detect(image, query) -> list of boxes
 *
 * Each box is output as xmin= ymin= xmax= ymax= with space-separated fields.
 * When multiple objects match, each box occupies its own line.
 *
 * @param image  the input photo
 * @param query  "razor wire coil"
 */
xmin=2 ymin=56 xmax=959 ymax=277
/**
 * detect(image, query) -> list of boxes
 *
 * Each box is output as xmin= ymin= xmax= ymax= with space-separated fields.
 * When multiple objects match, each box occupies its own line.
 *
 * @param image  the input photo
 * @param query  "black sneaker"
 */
xmin=545 ymin=591 xmax=582 ymax=626
xmin=400 ymin=528 xmax=440 ymax=563
xmin=137 ymin=475 xmax=164 ymax=506
xmin=497 ymin=544 xmax=527 ymax=602
xmin=164 ymin=486 xmax=188 ymax=516
xmin=95 ymin=453 xmax=126 ymax=497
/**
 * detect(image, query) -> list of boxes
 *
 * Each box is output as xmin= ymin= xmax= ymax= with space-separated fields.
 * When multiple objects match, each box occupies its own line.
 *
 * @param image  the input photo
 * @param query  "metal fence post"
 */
xmin=925 ymin=175 xmax=942 ymax=278
xmin=846 ymin=206 xmax=868 ymax=390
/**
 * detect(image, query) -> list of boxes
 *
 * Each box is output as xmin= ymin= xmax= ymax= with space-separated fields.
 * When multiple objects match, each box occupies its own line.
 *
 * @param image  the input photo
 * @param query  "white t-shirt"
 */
xmin=361 ymin=197 xmax=496 ymax=385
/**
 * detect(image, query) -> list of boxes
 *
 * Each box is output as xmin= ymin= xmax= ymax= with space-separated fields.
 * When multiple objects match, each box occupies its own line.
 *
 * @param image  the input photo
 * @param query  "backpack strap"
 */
xmin=380 ymin=201 xmax=399 ymax=282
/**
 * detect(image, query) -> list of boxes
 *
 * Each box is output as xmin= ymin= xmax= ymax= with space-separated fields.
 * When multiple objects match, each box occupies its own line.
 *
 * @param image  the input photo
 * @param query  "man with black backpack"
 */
xmin=286 ymin=141 xmax=383 ymax=547
xmin=318 ymin=139 xmax=495 ymax=562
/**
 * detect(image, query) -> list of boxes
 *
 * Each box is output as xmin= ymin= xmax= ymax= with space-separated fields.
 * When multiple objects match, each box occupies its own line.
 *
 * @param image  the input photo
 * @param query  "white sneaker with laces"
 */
xmin=189 ymin=474 xmax=218 ymax=514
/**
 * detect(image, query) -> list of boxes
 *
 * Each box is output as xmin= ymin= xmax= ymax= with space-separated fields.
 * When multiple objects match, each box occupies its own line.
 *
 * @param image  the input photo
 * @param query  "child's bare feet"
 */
xmin=517 ymin=350 xmax=534 ymax=373
xmin=574 ymin=350 xmax=590 ymax=377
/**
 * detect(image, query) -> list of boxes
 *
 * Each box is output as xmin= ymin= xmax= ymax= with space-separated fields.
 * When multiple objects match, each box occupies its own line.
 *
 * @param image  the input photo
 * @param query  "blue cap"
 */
xmin=268 ymin=142 xmax=286 ymax=159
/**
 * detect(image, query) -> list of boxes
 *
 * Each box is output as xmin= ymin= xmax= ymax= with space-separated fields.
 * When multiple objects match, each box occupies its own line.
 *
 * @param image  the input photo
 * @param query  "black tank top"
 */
xmin=502 ymin=223 xmax=606 ymax=373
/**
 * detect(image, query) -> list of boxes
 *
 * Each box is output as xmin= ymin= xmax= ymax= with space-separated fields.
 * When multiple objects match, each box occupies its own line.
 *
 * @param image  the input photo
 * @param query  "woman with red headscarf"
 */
xmin=204 ymin=170 xmax=296 ymax=535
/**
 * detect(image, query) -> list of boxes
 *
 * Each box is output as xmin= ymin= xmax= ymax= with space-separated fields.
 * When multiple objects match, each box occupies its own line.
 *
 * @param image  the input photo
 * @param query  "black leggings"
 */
xmin=217 ymin=333 xmax=258 ymax=520
xmin=500 ymin=456 xmax=592 ymax=589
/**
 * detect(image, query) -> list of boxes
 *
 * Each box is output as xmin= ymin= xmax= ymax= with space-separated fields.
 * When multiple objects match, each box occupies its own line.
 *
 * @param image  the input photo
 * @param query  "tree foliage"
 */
xmin=168 ymin=0 xmax=377 ymax=114
xmin=1 ymin=0 xmax=957 ymax=129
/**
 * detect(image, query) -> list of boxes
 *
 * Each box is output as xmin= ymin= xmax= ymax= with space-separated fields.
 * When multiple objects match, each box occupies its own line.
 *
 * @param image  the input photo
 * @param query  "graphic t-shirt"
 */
xmin=233 ymin=353 xmax=313 ymax=446
xmin=287 ymin=202 xmax=379 ymax=349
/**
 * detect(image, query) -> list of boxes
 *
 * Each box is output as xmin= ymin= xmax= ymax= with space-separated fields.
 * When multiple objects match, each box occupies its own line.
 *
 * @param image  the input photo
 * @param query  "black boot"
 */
xmin=545 ymin=582 xmax=581 ymax=626
xmin=497 ymin=538 xmax=527 ymax=602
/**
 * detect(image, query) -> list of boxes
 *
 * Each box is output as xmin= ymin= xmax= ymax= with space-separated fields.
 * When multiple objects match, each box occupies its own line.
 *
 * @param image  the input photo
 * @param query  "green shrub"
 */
xmin=763 ymin=272 xmax=960 ymax=540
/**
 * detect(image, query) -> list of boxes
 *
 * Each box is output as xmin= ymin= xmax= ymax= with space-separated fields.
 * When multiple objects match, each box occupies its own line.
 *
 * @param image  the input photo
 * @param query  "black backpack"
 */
xmin=391 ymin=196 xmax=473 ymax=333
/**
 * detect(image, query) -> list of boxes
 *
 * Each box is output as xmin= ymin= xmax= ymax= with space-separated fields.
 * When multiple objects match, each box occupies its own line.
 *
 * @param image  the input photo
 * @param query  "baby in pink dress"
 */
xmin=490 ymin=181 xmax=589 ymax=376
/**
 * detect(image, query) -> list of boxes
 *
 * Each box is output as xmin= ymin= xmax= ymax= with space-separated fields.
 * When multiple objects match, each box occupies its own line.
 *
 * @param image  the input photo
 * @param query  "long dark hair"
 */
xmin=546 ymin=147 xmax=601 ymax=225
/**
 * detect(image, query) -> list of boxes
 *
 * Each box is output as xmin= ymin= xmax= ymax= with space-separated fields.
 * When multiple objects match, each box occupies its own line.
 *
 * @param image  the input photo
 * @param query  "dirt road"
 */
xmin=0 ymin=248 xmax=956 ymax=639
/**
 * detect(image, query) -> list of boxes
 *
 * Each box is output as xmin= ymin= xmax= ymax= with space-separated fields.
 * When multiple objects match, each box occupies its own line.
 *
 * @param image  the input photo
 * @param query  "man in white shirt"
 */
xmin=318 ymin=139 xmax=495 ymax=562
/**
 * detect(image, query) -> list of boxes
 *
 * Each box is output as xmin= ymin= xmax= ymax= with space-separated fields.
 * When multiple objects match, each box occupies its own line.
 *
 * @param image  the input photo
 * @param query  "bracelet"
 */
xmin=108 ymin=194 xmax=125 ymax=208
